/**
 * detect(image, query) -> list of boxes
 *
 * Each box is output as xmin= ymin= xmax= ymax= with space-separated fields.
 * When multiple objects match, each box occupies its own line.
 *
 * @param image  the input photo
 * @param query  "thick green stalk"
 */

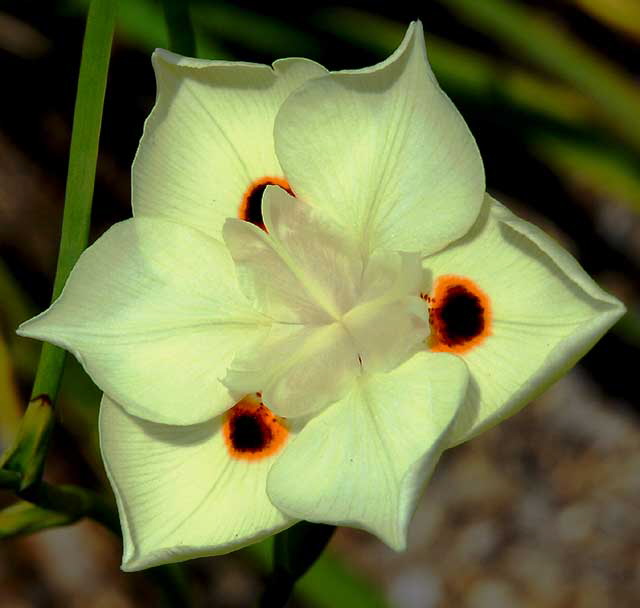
xmin=161 ymin=0 xmax=196 ymax=56
xmin=1 ymin=0 xmax=115 ymax=489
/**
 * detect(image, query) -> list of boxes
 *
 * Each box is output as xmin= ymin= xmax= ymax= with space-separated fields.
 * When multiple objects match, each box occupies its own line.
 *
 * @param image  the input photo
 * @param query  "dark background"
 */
xmin=1 ymin=1 xmax=639 ymax=606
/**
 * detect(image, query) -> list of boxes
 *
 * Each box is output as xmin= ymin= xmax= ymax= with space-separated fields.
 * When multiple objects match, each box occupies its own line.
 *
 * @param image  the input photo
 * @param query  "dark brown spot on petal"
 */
xmin=239 ymin=177 xmax=294 ymax=231
xmin=427 ymin=275 xmax=492 ymax=354
xmin=229 ymin=411 xmax=273 ymax=452
xmin=223 ymin=394 xmax=289 ymax=461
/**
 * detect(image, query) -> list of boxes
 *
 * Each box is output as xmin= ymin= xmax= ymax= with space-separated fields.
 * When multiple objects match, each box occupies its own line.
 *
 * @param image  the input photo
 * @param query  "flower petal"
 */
xmin=224 ymin=322 xmax=360 ymax=418
xmin=223 ymin=185 xmax=363 ymax=324
xmin=274 ymin=20 xmax=484 ymax=255
xmin=133 ymin=52 xmax=327 ymax=238
xmin=222 ymin=187 xmax=431 ymax=417
xmin=267 ymin=352 xmax=468 ymax=549
xmin=18 ymin=218 xmax=267 ymax=425
xmin=423 ymin=195 xmax=625 ymax=445
xmin=100 ymin=395 xmax=295 ymax=571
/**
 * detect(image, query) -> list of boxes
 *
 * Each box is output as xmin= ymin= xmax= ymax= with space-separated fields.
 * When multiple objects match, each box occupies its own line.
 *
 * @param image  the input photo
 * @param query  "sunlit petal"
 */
xmin=423 ymin=195 xmax=625 ymax=444
xmin=134 ymin=52 xmax=326 ymax=238
xmin=274 ymin=21 xmax=484 ymax=255
xmin=100 ymin=394 xmax=296 ymax=570
xmin=18 ymin=218 xmax=267 ymax=425
xmin=267 ymin=352 xmax=468 ymax=549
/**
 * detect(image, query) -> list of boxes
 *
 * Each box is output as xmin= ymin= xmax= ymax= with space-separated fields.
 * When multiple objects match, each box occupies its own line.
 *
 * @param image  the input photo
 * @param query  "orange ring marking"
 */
xmin=425 ymin=275 xmax=492 ymax=354
xmin=238 ymin=176 xmax=293 ymax=231
xmin=223 ymin=393 xmax=289 ymax=461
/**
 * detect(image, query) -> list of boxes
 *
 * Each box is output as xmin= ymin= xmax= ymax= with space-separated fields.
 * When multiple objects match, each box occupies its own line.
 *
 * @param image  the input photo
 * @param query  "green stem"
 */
xmin=1 ymin=0 xmax=115 ymax=489
xmin=0 ymin=467 xmax=119 ymax=536
xmin=260 ymin=522 xmax=336 ymax=607
xmin=22 ymin=482 xmax=120 ymax=535
xmin=161 ymin=0 xmax=197 ymax=56
xmin=0 ymin=2 xmax=192 ymax=604
xmin=0 ymin=501 xmax=78 ymax=539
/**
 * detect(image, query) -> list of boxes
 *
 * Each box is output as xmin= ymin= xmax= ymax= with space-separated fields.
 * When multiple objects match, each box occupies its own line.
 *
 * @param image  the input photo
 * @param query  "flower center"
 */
xmin=239 ymin=177 xmax=293 ymax=230
xmin=424 ymin=275 xmax=491 ymax=353
xmin=223 ymin=394 xmax=289 ymax=461
xmin=223 ymin=192 xmax=431 ymax=417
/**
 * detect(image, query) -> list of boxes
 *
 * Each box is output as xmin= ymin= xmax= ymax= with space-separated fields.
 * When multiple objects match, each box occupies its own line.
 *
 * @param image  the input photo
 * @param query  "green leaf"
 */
xmin=161 ymin=0 xmax=196 ymax=57
xmin=0 ymin=334 xmax=22 ymax=447
xmin=192 ymin=3 xmax=321 ymax=58
xmin=2 ymin=263 xmax=105 ymax=480
xmin=440 ymin=0 xmax=640 ymax=153
xmin=570 ymin=0 xmax=640 ymax=40
xmin=315 ymin=8 xmax=597 ymax=128
xmin=531 ymin=134 xmax=640 ymax=214
xmin=0 ymin=395 xmax=54 ymax=488
xmin=63 ymin=0 xmax=228 ymax=58
xmin=2 ymin=0 xmax=115 ymax=489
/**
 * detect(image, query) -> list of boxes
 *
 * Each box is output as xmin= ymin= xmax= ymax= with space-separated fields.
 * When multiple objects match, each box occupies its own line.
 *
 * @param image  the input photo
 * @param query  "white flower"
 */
xmin=17 ymin=22 xmax=624 ymax=570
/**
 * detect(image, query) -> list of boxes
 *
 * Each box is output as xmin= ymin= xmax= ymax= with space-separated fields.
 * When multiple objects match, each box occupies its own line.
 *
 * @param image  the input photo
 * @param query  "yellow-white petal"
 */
xmin=133 ymin=51 xmax=327 ymax=238
xmin=267 ymin=352 xmax=468 ymax=550
xmin=18 ymin=218 xmax=267 ymax=425
xmin=423 ymin=195 xmax=625 ymax=445
xmin=224 ymin=322 xmax=361 ymax=418
xmin=274 ymin=20 xmax=484 ymax=256
xmin=223 ymin=186 xmax=362 ymax=324
xmin=100 ymin=395 xmax=295 ymax=570
xmin=222 ymin=187 xmax=430 ymax=417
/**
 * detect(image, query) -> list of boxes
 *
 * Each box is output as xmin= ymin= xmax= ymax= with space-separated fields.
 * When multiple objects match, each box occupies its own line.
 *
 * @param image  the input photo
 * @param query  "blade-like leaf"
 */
xmin=440 ymin=0 xmax=640 ymax=153
xmin=2 ymin=0 xmax=115 ymax=489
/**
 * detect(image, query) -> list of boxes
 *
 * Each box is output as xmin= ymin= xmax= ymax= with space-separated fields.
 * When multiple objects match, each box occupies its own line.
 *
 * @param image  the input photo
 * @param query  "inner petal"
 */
xmin=239 ymin=177 xmax=293 ymax=231
xmin=224 ymin=188 xmax=432 ymax=417
xmin=223 ymin=393 xmax=289 ymax=461
xmin=424 ymin=275 xmax=492 ymax=353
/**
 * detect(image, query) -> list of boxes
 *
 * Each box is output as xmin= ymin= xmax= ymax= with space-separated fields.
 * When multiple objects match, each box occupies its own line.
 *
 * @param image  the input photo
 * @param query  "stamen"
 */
xmin=239 ymin=177 xmax=293 ymax=231
xmin=223 ymin=393 xmax=289 ymax=461
xmin=426 ymin=275 xmax=491 ymax=353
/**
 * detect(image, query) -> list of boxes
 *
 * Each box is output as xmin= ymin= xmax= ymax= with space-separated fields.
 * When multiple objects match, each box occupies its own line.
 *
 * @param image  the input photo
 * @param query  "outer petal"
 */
xmin=274 ymin=20 xmax=484 ymax=256
xmin=133 ymin=51 xmax=326 ymax=239
xmin=423 ymin=195 xmax=626 ymax=445
xmin=18 ymin=218 xmax=267 ymax=425
xmin=100 ymin=395 xmax=295 ymax=571
xmin=267 ymin=352 xmax=468 ymax=549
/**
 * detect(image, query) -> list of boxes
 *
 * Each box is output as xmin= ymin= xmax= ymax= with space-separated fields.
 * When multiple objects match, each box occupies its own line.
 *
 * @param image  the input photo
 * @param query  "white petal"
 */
xmin=222 ymin=187 xmax=431 ymax=416
xmin=133 ymin=52 xmax=327 ymax=238
xmin=100 ymin=395 xmax=295 ymax=570
xmin=223 ymin=186 xmax=362 ymax=323
xmin=274 ymin=21 xmax=484 ymax=255
xmin=423 ymin=195 xmax=625 ymax=444
xmin=345 ymin=248 xmax=430 ymax=373
xmin=343 ymin=295 xmax=429 ymax=374
xmin=18 ymin=218 xmax=267 ymax=425
xmin=224 ymin=322 xmax=360 ymax=418
xmin=267 ymin=352 xmax=468 ymax=549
